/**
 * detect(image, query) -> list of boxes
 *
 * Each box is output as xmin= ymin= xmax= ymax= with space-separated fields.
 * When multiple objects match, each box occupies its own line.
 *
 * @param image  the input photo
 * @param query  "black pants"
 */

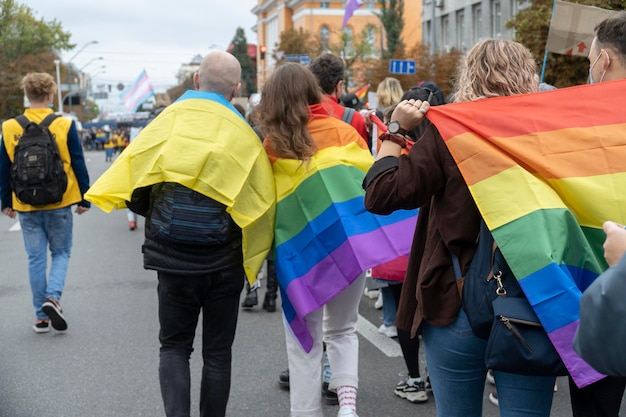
xmin=157 ymin=267 xmax=244 ymax=417
xmin=569 ymin=375 xmax=626 ymax=417
xmin=389 ymin=283 xmax=422 ymax=379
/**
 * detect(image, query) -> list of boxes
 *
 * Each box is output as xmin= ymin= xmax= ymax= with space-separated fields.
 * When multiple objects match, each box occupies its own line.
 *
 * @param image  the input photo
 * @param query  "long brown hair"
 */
xmin=454 ymin=39 xmax=538 ymax=102
xmin=256 ymin=63 xmax=322 ymax=160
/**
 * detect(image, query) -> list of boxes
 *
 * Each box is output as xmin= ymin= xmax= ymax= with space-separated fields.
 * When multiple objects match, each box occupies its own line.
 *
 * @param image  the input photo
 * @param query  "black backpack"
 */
xmin=10 ymin=114 xmax=68 ymax=206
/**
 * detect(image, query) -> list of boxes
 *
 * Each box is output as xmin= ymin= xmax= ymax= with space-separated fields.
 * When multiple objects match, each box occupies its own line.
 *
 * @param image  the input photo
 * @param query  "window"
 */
xmin=343 ymin=27 xmax=354 ymax=54
xmin=365 ymin=25 xmax=376 ymax=46
xmin=364 ymin=0 xmax=376 ymax=8
xmin=320 ymin=2 xmax=330 ymax=8
xmin=472 ymin=3 xmax=482 ymax=44
xmin=456 ymin=10 xmax=465 ymax=50
xmin=441 ymin=14 xmax=450 ymax=51
xmin=320 ymin=26 xmax=330 ymax=49
xmin=491 ymin=0 xmax=502 ymax=37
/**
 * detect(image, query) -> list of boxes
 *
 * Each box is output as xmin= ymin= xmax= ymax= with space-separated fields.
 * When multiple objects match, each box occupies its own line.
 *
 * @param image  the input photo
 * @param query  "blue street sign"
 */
xmin=389 ymin=59 xmax=416 ymax=75
xmin=285 ymin=54 xmax=311 ymax=65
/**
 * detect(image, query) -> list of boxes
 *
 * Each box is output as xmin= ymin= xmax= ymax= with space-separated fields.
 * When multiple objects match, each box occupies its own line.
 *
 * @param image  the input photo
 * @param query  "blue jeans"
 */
xmin=19 ymin=207 xmax=73 ymax=320
xmin=157 ymin=266 xmax=245 ymax=417
xmin=422 ymin=307 xmax=555 ymax=417
xmin=380 ymin=284 xmax=399 ymax=326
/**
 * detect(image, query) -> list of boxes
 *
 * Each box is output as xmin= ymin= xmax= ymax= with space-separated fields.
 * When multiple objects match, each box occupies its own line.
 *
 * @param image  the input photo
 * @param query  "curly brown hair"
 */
xmin=454 ymin=39 xmax=538 ymax=103
xmin=21 ymin=73 xmax=56 ymax=103
xmin=256 ymin=63 xmax=322 ymax=161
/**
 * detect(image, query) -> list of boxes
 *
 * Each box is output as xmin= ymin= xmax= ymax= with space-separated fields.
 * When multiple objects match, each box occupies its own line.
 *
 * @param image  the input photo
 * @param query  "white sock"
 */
xmin=337 ymin=385 xmax=357 ymax=412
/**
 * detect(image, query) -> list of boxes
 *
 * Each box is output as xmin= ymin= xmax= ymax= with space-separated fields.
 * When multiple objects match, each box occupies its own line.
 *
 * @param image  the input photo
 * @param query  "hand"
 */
xmin=389 ymin=99 xmax=430 ymax=131
xmin=2 ymin=207 xmax=16 ymax=219
xmin=75 ymin=206 xmax=89 ymax=215
xmin=602 ymin=221 xmax=626 ymax=266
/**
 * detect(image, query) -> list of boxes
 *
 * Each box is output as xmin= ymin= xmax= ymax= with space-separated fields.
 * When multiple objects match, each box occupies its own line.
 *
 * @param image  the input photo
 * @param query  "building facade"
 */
xmin=252 ymin=0 xmax=423 ymax=86
xmin=422 ymin=0 xmax=518 ymax=54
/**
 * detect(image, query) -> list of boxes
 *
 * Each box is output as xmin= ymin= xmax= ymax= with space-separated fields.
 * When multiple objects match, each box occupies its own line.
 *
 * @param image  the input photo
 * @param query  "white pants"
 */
xmin=285 ymin=272 xmax=366 ymax=417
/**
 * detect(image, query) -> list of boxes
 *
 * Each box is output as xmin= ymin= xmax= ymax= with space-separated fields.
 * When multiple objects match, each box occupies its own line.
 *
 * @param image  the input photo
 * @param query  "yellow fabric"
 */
xmin=85 ymin=96 xmax=276 ymax=283
xmin=1 ymin=108 xmax=83 ymax=212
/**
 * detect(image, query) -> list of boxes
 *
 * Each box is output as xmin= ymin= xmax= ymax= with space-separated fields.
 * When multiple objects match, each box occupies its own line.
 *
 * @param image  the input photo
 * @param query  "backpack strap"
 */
xmin=14 ymin=115 xmax=30 ymax=129
xmin=39 ymin=113 xmax=61 ymax=128
xmin=14 ymin=113 xmax=60 ymax=129
xmin=341 ymin=107 xmax=355 ymax=125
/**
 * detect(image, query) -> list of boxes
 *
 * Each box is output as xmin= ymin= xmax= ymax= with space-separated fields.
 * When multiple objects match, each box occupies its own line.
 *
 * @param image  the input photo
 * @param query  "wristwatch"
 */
xmin=387 ymin=121 xmax=409 ymax=137
xmin=379 ymin=132 xmax=407 ymax=148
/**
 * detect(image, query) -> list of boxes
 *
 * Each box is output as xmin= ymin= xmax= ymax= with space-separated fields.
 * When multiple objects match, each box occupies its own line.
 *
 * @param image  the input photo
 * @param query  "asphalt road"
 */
xmin=0 ymin=150 xmax=622 ymax=417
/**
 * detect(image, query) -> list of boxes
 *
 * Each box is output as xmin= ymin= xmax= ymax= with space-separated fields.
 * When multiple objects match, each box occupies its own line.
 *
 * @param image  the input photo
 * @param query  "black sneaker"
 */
xmin=33 ymin=319 xmax=50 ymax=333
xmin=278 ymin=369 xmax=289 ymax=389
xmin=395 ymin=379 xmax=428 ymax=403
xmin=322 ymin=382 xmax=339 ymax=405
xmin=42 ymin=298 xmax=67 ymax=331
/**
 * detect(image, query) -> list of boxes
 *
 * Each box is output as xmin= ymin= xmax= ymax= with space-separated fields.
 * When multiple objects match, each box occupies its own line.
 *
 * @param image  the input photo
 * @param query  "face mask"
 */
xmin=588 ymin=50 xmax=607 ymax=84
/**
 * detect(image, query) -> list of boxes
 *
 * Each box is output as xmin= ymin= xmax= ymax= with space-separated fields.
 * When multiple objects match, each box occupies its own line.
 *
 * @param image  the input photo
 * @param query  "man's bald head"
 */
xmin=194 ymin=51 xmax=241 ymax=99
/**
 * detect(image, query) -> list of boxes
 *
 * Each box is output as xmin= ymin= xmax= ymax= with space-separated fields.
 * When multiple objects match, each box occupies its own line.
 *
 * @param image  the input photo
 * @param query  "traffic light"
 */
xmin=93 ymin=105 xmax=99 ymax=112
xmin=260 ymin=45 xmax=266 ymax=60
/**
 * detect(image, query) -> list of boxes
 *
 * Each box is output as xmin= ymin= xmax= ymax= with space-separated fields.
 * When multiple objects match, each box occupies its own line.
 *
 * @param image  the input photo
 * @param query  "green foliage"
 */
xmin=276 ymin=27 xmax=318 ymax=56
xmin=376 ymin=0 xmax=405 ymax=59
xmin=0 ymin=0 xmax=73 ymax=119
xmin=230 ymin=27 xmax=256 ymax=95
xmin=507 ymin=0 xmax=625 ymax=87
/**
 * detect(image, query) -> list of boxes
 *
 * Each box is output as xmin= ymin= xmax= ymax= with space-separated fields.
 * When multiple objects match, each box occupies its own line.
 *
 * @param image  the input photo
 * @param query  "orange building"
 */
xmin=252 ymin=0 xmax=422 ymax=87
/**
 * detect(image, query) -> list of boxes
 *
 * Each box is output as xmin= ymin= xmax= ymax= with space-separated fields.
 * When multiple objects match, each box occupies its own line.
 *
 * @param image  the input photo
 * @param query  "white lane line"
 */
xmin=9 ymin=221 xmax=21 ymax=232
xmin=357 ymin=314 xmax=402 ymax=358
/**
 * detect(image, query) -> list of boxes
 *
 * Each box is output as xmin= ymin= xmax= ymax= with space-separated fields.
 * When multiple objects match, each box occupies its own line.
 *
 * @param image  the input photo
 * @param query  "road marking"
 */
xmin=357 ymin=314 xmax=402 ymax=357
xmin=9 ymin=221 xmax=21 ymax=232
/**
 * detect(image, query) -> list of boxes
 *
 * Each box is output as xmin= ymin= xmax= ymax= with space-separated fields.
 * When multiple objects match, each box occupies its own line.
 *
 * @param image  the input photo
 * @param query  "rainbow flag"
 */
xmin=426 ymin=79 xmax=626 ymax=388
xmin=354 ymin=85 xmax=368 ymax=101
xmin=267 ymin=111 xmax=417 ymax=352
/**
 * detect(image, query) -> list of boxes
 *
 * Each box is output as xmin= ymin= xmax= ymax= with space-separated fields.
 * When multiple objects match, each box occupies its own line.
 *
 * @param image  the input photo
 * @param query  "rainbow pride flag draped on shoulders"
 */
xmin=266 ymin=105 xmax=417 ymax=352
xmin=426 ymin=79 xmax=626 ymax=388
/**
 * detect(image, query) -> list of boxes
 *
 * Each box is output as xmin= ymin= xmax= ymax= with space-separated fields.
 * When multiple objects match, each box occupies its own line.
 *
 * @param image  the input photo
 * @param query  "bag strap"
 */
xmin=450 ymin=220 xmax=498 ymax=282
xmin=14 ymin=113 xmax=60 ymax=129
xmin=342 ymin=107 xmax=355 ymax=124
xmin=14 ymin=115 xmax=30 ymax=129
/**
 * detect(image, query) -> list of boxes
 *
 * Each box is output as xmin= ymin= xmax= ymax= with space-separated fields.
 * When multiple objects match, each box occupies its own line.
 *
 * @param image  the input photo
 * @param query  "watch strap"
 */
xmin=379 ymin=132 xmax=407 ymax=148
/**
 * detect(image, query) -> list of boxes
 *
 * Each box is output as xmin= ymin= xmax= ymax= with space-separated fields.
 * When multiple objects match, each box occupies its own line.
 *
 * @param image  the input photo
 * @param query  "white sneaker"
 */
xmin=486 ymin=369 xmax=495 ymax=385
xmin=378 ymin=324 xmax=398 ymax=338
xmin=364 ymin=287 xmax=380 ymax=299
xmin=374 ymin=292 xmax=383 ymax=309
xmin=337 ymin=406 xmax=359 ymax=417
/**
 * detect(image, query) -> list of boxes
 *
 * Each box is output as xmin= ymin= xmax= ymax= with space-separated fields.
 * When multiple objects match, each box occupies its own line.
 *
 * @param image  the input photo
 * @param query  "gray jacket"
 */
xmin=574 ymin=253 xmax=626 ymax=376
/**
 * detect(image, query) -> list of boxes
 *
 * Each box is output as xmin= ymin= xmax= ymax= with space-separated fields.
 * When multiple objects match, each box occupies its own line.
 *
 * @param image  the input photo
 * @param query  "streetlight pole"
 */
xmin=54 ymin=59 xmax=62 ymax=113
xmin=67 ymin=40 xmax=98 ymax=114
xmin=78 ymin=56 xmax=103 ymax=72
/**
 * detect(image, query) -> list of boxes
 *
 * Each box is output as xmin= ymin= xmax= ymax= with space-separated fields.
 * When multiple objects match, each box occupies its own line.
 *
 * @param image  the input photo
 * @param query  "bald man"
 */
xmin=114 ymin=50 xmax=275 ymax=417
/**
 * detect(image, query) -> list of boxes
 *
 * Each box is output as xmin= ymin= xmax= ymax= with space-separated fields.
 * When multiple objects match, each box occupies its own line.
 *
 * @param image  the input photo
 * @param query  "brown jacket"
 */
xmin=363 ymin=123 xmax=480 ymax=336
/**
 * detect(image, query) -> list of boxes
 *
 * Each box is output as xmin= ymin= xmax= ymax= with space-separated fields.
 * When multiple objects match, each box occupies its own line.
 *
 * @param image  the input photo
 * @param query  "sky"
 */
xmin=20 ymin=0 xmax=259 ymax=93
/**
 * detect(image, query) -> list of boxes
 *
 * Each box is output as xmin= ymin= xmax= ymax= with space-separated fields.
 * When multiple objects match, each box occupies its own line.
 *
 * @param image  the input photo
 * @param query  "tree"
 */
xmin=508 ymin=0 xmax=625 ymax=88
xmin=376 ymin=0 xmax=405 ymax=59
xmin=0 ymin=0 xmax=73 ymax=120
xmin=230 ymin=27 xmax=256 ymax=96
xmin=275 ymin=27 xmax=318 ymax=57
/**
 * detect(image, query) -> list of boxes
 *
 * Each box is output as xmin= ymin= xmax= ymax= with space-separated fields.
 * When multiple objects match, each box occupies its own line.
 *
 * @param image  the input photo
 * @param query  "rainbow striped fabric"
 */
xmin=426 ymin=79 xmax=626 ymax=388
xmin=267 ymin=112 xmax=417 ymax=352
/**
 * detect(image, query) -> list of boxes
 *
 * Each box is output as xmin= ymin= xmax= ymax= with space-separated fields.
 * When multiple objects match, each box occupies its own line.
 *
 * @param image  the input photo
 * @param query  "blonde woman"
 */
xmin=375 ymin=77 xmax=404 ymax=108
xmin=363 ymin=39 xmax=556 ymax=417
